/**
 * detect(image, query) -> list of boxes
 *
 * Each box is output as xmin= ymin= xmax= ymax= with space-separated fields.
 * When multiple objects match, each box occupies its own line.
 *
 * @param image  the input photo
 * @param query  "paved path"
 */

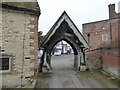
xmin=35 ymin=54 xmax=119 ymax=88
xmin=50 ymin=54 xmax=83 ymax=88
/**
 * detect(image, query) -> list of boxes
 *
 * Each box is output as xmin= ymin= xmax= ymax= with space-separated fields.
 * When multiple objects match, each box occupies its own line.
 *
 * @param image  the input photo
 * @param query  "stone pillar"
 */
xmin=74 ymin=52 xmax=81 ymax=70
xmin=81 ymin=52 xmax=84 ymax=64
xmin=80 ymin=49 xmax=86 ymax=71
xmin=74 ymin=54 xmax=78 ymax=69
xmin=39 ymin=51 xmax=45 ymax=72
xmin=46 ymin=53 xmax=52 ymax=71
xmin=74 ymin=48 xmax=83 ymax=70
xmin=43 ymin=52 xmax=47 ymax=65
xmin=77 ymin=50 xmax=81 ymax=70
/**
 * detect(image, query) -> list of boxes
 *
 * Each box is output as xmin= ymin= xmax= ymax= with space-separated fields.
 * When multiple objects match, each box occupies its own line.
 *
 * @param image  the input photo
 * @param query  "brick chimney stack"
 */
xmin=108 ymin=4 xmax=116 ymax=19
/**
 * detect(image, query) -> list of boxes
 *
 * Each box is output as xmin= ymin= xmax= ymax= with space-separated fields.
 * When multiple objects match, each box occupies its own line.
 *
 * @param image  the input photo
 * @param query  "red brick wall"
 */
xmin=83 ymin=20 xmax=111 ymax=50
xmin=102 ymin=50 xmax=119 ymax=68
xmin=83 ymin=4 xmax=120 ymax=50
xmin=83 ymin=3 xmax=120 ymax=78
xmin=85 ymin=48 xmax=119 ymax=78
xmin=108 ymin=4 xmax=120 ymax=19
xmin=86 ymin=49 xmax=102 ymax=70
xmin=29 ymin=16 xmax=39 ymax=75
xmin=111 ymin=19 xmax=120 ymax=40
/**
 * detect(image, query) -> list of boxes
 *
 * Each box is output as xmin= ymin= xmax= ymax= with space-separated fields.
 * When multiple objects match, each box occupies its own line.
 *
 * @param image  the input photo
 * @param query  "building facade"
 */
xmin=0 ymin=1 xmax=40 ymax=87
xmin=83 ymin=4 xmax=120 ymax=79
xmin=83 ymin=4 xmax=120 ymax=50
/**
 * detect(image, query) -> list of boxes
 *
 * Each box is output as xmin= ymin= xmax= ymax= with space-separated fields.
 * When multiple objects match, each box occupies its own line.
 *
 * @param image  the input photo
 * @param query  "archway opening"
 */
xmin=45 ymin=38 xmax=81 ymax=71
xmin=51 ymin=40 xmax=74 ymax=56
xmin=50 ymin=40 xmax=75 ymax=71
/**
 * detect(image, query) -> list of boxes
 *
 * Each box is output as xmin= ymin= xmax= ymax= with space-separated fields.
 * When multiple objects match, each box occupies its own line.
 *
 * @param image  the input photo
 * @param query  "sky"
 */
xmin=38 ymin=0 xmax=119 ymax=35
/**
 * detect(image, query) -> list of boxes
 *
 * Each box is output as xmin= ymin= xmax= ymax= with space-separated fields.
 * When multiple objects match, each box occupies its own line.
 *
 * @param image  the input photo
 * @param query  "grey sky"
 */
xmin=38 ymin=0 xmax=119 ymax=35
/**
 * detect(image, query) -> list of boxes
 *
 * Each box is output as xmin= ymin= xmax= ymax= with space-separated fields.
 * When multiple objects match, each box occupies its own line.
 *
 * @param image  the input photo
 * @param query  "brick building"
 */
xmin=0 ymin=1 xmax=40 ymax=87
xmin=83 ymin=4 xmax=120 ymax=50
xmin=83 ymin=4 xmax=120 ymax=79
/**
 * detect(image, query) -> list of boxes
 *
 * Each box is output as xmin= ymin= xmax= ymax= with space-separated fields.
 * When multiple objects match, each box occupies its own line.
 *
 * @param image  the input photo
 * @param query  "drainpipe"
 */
xmin=87 ymin=33 xmax=90 ymax=43
xmin=21 ymin=13 xmax=25 ymax=87
xmin=109 ymin=19 xmax=112 ymax=40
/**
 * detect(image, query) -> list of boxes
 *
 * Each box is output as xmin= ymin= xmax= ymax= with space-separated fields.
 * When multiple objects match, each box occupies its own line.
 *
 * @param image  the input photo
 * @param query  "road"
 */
xmin=35 ymin=54 xmax=119 ymax=88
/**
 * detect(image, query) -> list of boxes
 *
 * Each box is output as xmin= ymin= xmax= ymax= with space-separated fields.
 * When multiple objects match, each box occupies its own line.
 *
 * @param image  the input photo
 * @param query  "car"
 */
xmin=54 ymin=49 xmax=61 ymax=56
xmin=38 ymin=49 xmax=43 ymax=57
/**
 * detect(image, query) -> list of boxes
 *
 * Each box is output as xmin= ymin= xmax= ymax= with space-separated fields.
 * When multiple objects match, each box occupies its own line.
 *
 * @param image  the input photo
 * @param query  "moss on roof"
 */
xmin=2 ymin=2 xmax=40 ymax=11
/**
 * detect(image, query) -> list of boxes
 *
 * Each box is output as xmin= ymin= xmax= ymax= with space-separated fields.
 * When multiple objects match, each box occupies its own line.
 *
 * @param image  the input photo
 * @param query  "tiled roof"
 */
xmin=2 ymin=2 xmax=40 ymax=11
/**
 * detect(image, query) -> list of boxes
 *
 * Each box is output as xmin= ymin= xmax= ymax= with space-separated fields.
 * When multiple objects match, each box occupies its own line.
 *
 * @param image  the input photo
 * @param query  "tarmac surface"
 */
xmin=35 ymin=54 xmax=119 ymax=88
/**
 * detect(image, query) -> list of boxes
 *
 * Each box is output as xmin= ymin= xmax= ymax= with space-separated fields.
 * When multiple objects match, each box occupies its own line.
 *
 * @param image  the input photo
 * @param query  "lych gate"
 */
xmin=39 ymin=11 xmax=90 ymax=72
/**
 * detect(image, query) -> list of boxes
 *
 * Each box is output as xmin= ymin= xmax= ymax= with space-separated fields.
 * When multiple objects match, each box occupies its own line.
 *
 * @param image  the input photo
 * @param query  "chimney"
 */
xmin=108 ymin=4 xmax=116 ymax=19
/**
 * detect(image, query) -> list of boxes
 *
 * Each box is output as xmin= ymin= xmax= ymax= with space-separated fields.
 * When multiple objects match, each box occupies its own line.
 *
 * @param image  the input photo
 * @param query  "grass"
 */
xmin=78 ymin=70 xmax=120 ymax=88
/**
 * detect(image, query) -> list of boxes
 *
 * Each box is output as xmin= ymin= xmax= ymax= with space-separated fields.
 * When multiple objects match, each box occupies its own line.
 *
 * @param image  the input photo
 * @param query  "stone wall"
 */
xmin=0 ymin=7 xmax=39 ymax=87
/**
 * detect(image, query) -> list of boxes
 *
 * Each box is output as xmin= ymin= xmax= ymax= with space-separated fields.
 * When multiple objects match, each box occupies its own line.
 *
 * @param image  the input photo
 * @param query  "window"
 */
xmin=102 ymin=34 xmax=108 ymax=41
xmin=65 ymin=47 xmax=68 ymax=51
xmin=0 ymin=56 xmax=11 ymax=72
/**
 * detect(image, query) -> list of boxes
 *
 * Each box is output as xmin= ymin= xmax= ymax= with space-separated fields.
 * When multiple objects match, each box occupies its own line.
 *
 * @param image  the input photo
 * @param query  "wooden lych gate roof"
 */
xmin=41 ymin=11 xmax=90 ymax=49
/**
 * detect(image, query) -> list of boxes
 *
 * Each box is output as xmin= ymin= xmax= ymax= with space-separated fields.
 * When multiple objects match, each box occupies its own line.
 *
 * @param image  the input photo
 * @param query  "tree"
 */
xmin=38 ymin=31 xmax=43 ymax=48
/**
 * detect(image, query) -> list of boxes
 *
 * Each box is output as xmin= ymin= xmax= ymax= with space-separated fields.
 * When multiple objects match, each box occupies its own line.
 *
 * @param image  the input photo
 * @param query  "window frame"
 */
xmin=0 ymin=56 xmax=11 ymax=73
xmin=102 ymin=34 xmax=108 ymax=41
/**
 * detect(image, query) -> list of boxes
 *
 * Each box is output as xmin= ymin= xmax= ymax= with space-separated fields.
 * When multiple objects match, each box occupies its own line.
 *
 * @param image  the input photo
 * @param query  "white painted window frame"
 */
xmin=0 ymin=56 xmax=11 ymax=73
xmin=102 ymin=34 xmax=108 ymax=41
